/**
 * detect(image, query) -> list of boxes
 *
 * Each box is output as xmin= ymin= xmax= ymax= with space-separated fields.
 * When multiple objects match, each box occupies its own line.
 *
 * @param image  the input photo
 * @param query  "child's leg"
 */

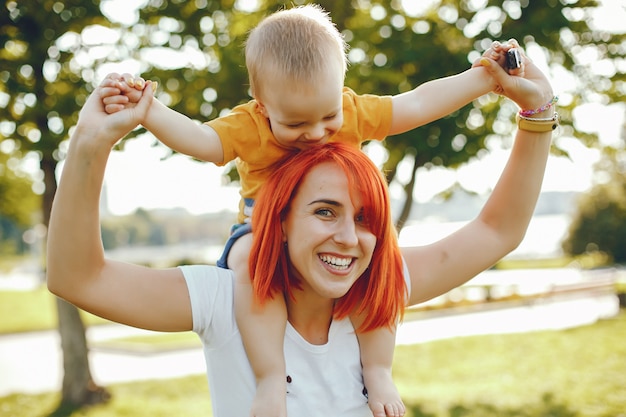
xmin=352 ymin=314 xmax=405 ymax=417
xmin=228 ymin=233 xmax=288 ymax=417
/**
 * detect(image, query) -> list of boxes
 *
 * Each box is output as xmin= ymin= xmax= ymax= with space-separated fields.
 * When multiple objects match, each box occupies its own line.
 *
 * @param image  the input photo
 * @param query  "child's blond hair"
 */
xmin=245 ymin=4 xmax=348 ymax=97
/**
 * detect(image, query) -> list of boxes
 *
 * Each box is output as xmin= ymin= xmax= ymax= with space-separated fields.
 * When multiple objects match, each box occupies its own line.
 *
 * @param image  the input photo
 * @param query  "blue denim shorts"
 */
xmin=216 ymin=222 xmax=252 ymax=269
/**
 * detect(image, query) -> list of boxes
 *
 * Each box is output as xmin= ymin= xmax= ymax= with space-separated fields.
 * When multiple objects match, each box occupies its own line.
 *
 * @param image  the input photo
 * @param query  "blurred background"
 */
xmin=0 ymin=0 xmax=624 ymax=416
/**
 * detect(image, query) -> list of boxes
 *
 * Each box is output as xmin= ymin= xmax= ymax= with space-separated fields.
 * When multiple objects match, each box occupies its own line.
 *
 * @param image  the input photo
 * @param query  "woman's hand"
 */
xmin=478 ymin=39 xmax=554 ymax=113
xmin=75 ymin=75 xmax=155 ymax=149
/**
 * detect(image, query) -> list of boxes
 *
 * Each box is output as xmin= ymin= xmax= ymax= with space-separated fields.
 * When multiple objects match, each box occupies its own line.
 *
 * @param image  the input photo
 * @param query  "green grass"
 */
xmin=0 ymin=255 xmax=30 ymax=273
xmin=92 ymin=331 xmax=201 ymax=352
xmin=394 ymin=311 xmax=626 ymax=416
xmin=0 ymin=285 xmax=58 ymax=334
xmin=0 ymin=285 xmax=108 ymax=334
xmin=0 ymin=375 xmax=212 ymax=417
xmin=495 ymin=252 xmax=611 ymax=270
xmin=0 ymin=286 xmax=199 ymax=351
xmin=1 ymin=311 xmax=624 ymax=417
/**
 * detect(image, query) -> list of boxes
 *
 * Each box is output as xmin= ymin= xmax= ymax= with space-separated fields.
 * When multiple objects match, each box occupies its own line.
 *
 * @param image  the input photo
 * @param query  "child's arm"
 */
xmin=101 ymin=74 xmax=224 ymax=164
xmin=388 ymin=42 xmax=514 ymax=136
xmin=144 ymin=99 xmax=225 ymax=164
xmin=389 ymin=66 xmax=495 ymax=135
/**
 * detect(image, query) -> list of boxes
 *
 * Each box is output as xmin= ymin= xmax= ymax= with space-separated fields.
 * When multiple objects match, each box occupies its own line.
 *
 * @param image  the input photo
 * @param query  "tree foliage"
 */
xmin=562 ymin=147 xmax=626 ymax=263
xmin=0 ymin=150 xmax=40 ymax=255
xmin=0 ymin=150 xmax=39 ymax=224
xmin=125 ymin=0 xmax=623 ymax=228
xmin=1 ymin=0 xmax=119 ymax=410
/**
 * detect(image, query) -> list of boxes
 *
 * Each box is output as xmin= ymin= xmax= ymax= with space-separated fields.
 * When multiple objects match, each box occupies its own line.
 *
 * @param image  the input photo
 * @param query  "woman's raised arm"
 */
xmin=47 ymin=80 xmax=193 ymax=332
xmin=402 ymin=42 xmax=556 ymax=306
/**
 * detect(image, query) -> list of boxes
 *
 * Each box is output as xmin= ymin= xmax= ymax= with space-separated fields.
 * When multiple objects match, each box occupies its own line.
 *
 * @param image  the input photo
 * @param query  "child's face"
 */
xmin=257 ymin=69 xmax=344 ymax=150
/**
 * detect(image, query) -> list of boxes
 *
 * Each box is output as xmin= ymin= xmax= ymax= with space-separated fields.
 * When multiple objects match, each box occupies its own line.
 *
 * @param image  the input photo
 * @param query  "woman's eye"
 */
xmin=315 ymin=208 xmax=333 ymax=217
xmin=355 ymin=210 xmax=370 ymax=226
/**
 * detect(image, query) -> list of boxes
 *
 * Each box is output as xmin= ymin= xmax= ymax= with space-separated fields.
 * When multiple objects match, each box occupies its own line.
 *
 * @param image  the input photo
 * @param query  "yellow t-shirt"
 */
xmin=207 ymin=87 xmax=393 ymax=223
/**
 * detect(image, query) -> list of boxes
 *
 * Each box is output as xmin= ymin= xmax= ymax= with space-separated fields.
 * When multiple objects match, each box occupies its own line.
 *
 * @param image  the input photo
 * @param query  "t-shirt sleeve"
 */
xmin=180 ymin=265 xmax=237 ymax=343
xmin=205 ymin=102 xmax=270 ymax=166
xmin=342 ymin=88 xmax=393 ymax=141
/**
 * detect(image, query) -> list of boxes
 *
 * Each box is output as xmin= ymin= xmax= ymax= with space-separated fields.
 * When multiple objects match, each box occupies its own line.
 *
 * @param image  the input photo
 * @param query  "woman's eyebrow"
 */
xmin=308 ymin=199 xmax=341 ymax=207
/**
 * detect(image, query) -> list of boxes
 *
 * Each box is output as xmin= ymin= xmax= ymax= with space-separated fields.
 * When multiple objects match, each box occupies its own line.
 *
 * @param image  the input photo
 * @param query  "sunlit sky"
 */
xmin=82 ymin=0 xmax=626 ymax=215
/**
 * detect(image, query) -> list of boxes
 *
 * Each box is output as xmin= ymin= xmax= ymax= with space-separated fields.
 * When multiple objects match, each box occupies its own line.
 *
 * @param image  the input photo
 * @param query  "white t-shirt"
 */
xmin=182 ymin=264 xmax=374 ymax=417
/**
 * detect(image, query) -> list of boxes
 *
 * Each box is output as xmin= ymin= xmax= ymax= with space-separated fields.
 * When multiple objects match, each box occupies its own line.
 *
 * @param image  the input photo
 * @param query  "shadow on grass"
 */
xmin=45 ymin=385 xmax=110 ymax=417
xmin=407 ymin=393 xmax=579 ymax=417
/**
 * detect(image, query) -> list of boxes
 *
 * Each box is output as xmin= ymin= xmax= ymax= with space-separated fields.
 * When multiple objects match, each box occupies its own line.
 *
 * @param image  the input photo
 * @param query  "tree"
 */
xmin=1 ymin=0 xmax=119 ymax=410
xmin=562 ymin=146 xmax=626 ymax=263
xmin=0 ymin=150 xmax=40 ymax=255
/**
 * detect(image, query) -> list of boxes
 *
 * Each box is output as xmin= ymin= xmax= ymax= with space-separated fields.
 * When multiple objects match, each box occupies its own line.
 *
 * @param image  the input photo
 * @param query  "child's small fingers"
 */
xmin=102 ymin=95 xmax=129 ymax=106
xmin=104 ymin=103 xmax=124 ymax=114
xmin=118 ymin=74 xmax=146 ymax=90
xmin=99 ymin=78 xmax=121 ymax=90
xmin=482 ymin=41 xmax=503 ymax=60
xmin=102 ymin=73 xmax=122 ymax=83
xmin=99 ymin=86 xmax=123 ymax=99
xmin=134 ymin=77 xmax=145 ymax=90
xmin=121 ymin=73 xmax=136 ymax=87
xmin=507 ymin=38 xmax=520 ymax=49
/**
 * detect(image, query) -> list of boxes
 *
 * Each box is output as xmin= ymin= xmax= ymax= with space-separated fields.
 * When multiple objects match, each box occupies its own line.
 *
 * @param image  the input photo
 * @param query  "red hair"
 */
xmin=249 ymin=142 xmax=406 ymax=332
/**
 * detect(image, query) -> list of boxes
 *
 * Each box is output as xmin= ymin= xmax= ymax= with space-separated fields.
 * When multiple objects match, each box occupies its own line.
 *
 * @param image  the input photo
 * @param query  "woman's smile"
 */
xmin=319 ymin=254 xmax=354 ymax=272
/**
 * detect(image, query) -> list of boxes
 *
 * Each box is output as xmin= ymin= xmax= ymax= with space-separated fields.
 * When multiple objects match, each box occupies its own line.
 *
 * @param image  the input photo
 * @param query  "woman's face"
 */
xmin=281 ymin=162 xmax=377 ymax=300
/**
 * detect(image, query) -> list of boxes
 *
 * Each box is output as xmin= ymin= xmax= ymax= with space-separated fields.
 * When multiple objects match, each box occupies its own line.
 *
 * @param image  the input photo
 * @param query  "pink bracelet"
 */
xmin=519 ymin=96 xmax=559 ymax=117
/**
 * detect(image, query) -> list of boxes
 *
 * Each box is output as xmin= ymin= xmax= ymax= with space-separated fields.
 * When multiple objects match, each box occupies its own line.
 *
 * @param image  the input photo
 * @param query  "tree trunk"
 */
xmin=41 ymin=155 xmax=110 ymax=411
xmin=55 ymin=298 xmax=110 ymax=409
xmin=394 ymin=153 xmax=420 ymax=233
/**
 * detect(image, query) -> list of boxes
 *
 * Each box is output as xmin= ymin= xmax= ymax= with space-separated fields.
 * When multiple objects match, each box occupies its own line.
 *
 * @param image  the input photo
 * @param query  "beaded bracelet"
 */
xmin=519 ymin=96 xmax=559 ymax=117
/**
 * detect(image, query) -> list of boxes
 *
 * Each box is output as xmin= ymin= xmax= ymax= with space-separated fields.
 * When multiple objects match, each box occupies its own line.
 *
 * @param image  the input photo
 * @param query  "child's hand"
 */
xmin=473 ymin=39 xmax=525 ymax=94
xmin=475 ymin=42 xmax=553 ymax=111
xmin=473 ymin=40 xmax=522 ymax=72
xmin=100 ymin=73 xmax=151 ymax=114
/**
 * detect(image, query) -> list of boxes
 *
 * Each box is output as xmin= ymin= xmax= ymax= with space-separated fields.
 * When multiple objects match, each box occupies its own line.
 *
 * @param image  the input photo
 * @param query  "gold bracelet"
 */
xmin=516 ymin=112 xmax=560 ymax=133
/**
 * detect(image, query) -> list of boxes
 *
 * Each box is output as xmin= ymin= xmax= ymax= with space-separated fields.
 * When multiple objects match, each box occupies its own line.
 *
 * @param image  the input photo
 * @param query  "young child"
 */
xmin=101 ymin=5 xmax=514 ymax=417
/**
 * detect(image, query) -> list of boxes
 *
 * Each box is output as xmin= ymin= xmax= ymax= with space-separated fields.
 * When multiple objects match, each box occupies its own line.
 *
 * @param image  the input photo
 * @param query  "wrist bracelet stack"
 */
xmin=516 ymin=96 xmax=560 ymax=132
xmin=516 ymin=112 xmax=560 ymax=132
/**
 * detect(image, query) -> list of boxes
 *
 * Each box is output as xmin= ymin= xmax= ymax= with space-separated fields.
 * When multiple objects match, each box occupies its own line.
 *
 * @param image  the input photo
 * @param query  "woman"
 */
xmin=47 ymin=43 xmax=557 ymax=417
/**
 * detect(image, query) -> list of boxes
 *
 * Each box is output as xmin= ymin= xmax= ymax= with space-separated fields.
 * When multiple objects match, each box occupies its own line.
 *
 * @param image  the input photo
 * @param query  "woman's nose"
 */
xmin=333 ymin=218 xmax=358 ymax=247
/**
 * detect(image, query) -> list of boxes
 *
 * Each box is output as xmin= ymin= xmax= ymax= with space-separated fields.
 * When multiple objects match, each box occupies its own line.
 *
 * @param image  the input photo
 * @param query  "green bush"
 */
xmin=562 ymin=151 xmax=626 ymax=264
